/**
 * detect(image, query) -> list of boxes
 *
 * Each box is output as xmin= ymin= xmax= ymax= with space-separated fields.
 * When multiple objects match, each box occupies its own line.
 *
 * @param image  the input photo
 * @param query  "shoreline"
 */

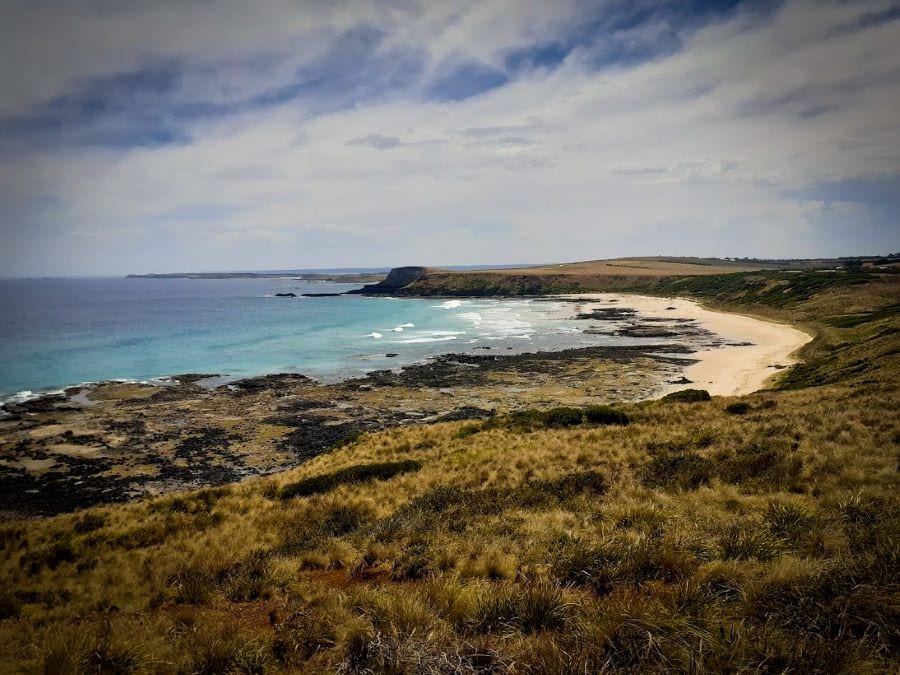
xmin=1 ymin=292 xmax=809 ymax=410
xmin=0 ymin=292 xmax=814 ymax=516
xmin=564 ymin=293 xmax=813 ymax=396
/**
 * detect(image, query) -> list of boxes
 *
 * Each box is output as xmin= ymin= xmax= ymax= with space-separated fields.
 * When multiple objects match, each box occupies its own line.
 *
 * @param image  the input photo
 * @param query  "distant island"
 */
xmin=127 ymin=271 xmax=387 ymax=282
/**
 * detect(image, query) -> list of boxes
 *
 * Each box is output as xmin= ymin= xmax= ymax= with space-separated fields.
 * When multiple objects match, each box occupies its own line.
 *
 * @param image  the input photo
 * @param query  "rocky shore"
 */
xmin=0 ymin=304 xmax=715 ymax=517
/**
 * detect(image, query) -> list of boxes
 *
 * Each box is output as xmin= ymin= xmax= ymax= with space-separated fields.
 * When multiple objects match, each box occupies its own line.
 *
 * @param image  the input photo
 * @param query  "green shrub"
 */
xmin=662 ymin=389 xmax=711 ymax=403
xmin=536 ymin=470 xmax=607 ymax=501
xmin=542 ymin=407 xmax=584 ymax=428
xmin=280 ymin=460 xmax=422 ymax=499
xmin=584 ymin=405 xmax=630 ymax=425
xmin=74 ymin=513 xmax=107 ymax=534
xmin=642 ymin=453 xmax=714 ymax=490
xmin=454 ymin=424 xmax=481 ymax=439
xmin=714 ymin=442 xmax=803 ymax=491
xmin=20 ymin=539 xmax=77 ymax=575
xmin=279 ymin=501 xmax=374 ymax=553
xmin=725 ymin=401 xmax=751 ymax=415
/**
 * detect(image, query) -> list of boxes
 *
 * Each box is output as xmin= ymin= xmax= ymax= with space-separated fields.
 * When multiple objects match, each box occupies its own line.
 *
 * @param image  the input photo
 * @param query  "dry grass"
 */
xmin=0 ymin=281 xmax=897 ymax=673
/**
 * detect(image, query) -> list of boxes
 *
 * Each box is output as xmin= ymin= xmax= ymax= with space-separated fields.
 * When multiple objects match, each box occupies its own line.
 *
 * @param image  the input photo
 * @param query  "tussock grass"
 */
xmin=279 ymin=459 xmax=422 ymax=499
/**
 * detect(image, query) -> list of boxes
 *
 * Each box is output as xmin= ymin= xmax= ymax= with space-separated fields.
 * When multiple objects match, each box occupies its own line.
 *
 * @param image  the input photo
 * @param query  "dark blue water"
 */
xmin=0 ymin=277 xmax=610 ymax=400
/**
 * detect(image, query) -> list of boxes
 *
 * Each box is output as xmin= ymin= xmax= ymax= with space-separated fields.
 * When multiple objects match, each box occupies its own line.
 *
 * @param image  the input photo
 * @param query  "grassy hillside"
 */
xmin=0 ymin=274 xmax=897 ymax=673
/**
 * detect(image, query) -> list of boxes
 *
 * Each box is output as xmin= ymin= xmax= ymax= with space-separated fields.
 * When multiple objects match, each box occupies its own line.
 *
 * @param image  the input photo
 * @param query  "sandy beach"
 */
xmin=566 ymin=293 xmax=813 ymax=397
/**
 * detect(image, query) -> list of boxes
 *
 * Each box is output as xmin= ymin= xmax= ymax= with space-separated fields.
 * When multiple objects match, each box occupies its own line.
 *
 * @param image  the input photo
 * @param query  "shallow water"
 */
xmin=0 ymin=277 xmax=682 ymax=402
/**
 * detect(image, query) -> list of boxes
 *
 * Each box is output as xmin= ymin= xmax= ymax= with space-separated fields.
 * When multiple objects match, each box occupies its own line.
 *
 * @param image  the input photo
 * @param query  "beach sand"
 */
xmin=566 ymin=293 xmax=813 ymax=397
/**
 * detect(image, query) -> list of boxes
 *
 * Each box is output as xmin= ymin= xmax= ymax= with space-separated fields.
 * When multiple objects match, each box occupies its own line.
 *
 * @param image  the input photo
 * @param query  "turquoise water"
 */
xmin=0 ymin=277 xmax=629 ymax=402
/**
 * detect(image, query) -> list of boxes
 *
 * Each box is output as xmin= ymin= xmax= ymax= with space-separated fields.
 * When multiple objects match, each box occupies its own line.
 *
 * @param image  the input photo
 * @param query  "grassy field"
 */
xmin=393 ymin=258 xmax=898 ymax=297
xmin=0 ymin=271 xmax=897 ymax=673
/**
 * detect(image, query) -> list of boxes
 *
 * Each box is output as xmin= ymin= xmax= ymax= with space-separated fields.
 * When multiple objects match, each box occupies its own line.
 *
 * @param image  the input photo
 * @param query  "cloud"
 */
xmin=345 ymin=133 xmax=404 ymax=149
xmin=0 ymin=0 xmax=899 ymax=275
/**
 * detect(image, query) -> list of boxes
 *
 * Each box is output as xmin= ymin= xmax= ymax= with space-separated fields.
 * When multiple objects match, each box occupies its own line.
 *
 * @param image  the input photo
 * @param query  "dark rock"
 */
xmin=385 ymin=353 xmax=399 ymax=358
xmin=232 ymin=373 xmax=315 ymax=392
xmin=277 ymin=420 xmax=367 ymax=461
xmin=340 ymin=343 xmax=696 ymax=391
xmin=2 ymin=395 xmax=75 ymax=415
xmin=433 ymin=407 xmax=496 ymax=423
xmin=172 ymin=373 xmax=219 ymax=384
xmin=575 ymin=307 xmax=637 ymax=321
xmin=274 ymin=292 xmax=297 ymax=297
xmin=347 ymin=266 xmax=428 ymax=295
xmin=276 ymin=399 xmax=336 ymax=413
xmin=615 ymin=326 xmax=681 ymax=338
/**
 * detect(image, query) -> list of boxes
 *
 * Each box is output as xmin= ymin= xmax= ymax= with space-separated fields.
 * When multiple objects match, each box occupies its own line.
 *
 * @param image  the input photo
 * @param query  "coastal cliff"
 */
xmin=349 ymin=257 xmax=898 ymax=299
xmin=346 ymin=265 xmax=431 ymax=294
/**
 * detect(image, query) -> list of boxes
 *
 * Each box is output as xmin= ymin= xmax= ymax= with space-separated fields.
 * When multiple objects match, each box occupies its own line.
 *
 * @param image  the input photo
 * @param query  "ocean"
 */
xmin=0 ymin=277 xmax=664 ymax=403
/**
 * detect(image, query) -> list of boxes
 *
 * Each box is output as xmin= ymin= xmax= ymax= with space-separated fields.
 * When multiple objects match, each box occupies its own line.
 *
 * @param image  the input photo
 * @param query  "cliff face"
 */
xmin=347 ymin=266 xmax=429 ymax=294
xmin=350 ymin=267 xmax=674 ymax=296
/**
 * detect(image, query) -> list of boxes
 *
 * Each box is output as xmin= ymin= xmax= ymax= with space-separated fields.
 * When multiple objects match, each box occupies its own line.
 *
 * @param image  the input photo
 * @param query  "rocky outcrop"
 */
xmin=347 ymin=266 xmax=430 ymax=294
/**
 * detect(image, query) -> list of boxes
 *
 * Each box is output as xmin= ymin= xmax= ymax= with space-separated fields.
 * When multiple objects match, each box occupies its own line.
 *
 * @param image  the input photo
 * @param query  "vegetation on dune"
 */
xmin=0 ymin=273 xmax=898 ymax=673
xmin=661 ymin=388 xmax=712 ymax=403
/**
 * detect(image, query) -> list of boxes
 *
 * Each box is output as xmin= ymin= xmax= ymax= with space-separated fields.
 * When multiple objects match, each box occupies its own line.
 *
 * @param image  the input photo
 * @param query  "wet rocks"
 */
xmin=574 ymin=308 xmax=637 ymax=321
xmin=232 ymin=373 xmax=315 ymax=393
xmin=433 ymin=407 xmax=496 ymax=423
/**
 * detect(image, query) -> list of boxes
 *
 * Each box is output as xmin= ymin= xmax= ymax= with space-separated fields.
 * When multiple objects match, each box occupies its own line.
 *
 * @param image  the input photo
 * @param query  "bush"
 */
xmin=20 ymin=539 xmax=77 ymax=575
xmin=74 ymin=513 xmax=107 ymax=534
xmin=725 ymin=401 xmax=751 ymax=415
xmin=454 ymin=424 xmax=481 ymax=439
xmin=542 ymin=407 xmax=585 ymax=428
xmin=662 ymin=389 xmax=711 ymax=403
xmin=641 ymin=453 xmax=714 ymax=490
xmin=280 ymin=460 xmax=422 ymax=499
xmin=584 ymin=405 xmax=630 ymax=425
xmin=714 ymin=442 xmax=803 ymax=491
xmin=279 ymin=501 xmax=374 ymax=553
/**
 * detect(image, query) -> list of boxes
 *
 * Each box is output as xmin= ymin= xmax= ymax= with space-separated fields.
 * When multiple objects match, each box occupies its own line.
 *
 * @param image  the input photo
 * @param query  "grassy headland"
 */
xmin=0 ymin=266 xmax=897 ymax=673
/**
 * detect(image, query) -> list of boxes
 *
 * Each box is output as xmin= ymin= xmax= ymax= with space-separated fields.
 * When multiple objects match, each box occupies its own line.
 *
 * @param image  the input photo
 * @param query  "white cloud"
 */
xmin=1 ymin=0 xmax=899 ymax=275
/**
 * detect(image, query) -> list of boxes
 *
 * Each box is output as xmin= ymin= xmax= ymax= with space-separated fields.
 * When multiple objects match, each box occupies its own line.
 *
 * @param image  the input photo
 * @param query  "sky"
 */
xmin=0 ymin=0 xmax=898 ymax=276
